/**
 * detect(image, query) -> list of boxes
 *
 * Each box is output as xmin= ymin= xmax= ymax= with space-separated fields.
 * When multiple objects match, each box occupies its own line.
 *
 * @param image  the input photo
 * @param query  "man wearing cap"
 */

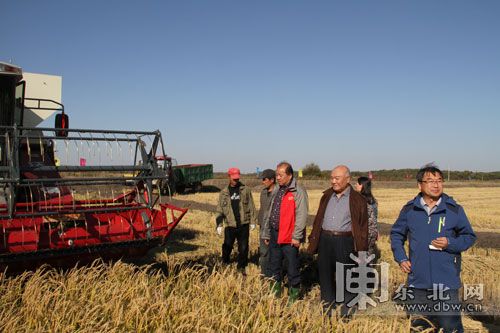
xmin=216 ymin=167 xmax=257 ymax=273
xmin=258 ymin=169 xmax=276 ymax=277
xmin=261 ymin=162 xmax=309 ymax=303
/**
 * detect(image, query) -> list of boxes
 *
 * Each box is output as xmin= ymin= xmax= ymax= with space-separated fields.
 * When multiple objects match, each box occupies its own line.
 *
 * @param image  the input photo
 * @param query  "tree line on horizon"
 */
xmin=214 ymin=163 xmax=500 ymax=181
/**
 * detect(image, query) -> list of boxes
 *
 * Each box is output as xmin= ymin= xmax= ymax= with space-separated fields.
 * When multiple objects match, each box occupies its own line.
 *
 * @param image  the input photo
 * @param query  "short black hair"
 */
xmin=416 ymin=164 xmax=444 ymax=182
xmin=277 ymin=161 xmax=293 ymax=176
xmin=261 ymin=169 xmax=276 ymax=181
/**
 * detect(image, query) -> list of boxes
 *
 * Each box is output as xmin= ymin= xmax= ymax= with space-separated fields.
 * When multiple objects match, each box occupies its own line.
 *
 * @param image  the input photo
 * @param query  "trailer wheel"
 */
xmin=193 ymin=182 xmax=202 ymax=193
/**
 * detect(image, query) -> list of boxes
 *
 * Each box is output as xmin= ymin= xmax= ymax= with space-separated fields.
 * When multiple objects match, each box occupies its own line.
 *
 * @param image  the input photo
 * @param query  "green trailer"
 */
xmin=155 ymin=156 xmax=213 ymax=194
xmin=172 ymin=164 xmax=213 ymax=193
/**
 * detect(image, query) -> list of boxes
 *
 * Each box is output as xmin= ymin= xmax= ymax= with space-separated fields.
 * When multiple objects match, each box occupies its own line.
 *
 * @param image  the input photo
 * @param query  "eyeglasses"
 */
xmin=420 ymin=180 xmax=444 ymax=185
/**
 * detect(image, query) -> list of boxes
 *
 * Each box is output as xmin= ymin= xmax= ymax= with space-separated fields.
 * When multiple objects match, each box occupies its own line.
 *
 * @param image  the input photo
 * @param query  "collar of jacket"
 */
xmin=411 ymin=193 xmax=457 ymax=213
xmin=321 ymin=185 xmax=368 ymax=208
xmin=283 ymin=177 xmax=298 ymax=193
xmin=261 ymin=183 xmax=276 ymax=194
xmin=322 ymin=184 xmax=352 ymax=197
xmin=221 ymin=182 xmax=246 ymax=195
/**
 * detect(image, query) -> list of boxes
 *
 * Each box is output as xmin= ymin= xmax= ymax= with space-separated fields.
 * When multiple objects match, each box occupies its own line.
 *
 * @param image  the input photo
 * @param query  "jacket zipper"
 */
xmin=428 ymin=212 xmax=433 ymax=287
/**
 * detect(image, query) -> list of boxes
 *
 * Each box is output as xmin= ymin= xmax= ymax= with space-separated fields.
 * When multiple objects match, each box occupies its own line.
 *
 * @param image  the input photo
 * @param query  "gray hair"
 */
xmin=333 ymin=165 xmax=351 ymax=177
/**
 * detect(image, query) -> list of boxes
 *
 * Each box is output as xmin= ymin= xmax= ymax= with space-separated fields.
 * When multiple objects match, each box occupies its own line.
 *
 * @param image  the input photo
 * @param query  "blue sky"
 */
xmin=2 ymin=1 xmax=499 ymax=172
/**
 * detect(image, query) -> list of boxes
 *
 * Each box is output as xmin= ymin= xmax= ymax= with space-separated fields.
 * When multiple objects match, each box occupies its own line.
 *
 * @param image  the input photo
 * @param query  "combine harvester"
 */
xmin=0 ymin=62 xmax=187 ymax=272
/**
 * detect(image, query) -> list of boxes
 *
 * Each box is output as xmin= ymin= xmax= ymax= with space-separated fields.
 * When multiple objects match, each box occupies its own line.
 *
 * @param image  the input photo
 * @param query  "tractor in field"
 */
xmin=0 ymin=62 xmax=187 ymax=272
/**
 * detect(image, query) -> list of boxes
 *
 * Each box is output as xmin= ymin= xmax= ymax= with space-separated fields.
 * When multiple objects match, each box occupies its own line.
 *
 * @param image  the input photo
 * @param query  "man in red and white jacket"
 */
xmin=261 ymin=161 xmax=309 ymax=303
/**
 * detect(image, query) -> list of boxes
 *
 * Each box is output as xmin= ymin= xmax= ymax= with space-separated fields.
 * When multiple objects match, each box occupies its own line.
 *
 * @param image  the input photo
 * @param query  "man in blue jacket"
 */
xmin=391 ymin=165 xmax=476 ymax=333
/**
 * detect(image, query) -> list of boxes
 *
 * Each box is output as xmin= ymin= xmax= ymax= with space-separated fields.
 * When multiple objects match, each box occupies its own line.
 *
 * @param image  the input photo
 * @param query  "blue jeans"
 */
xmin=268 ymin=228 xmax=300 ymax=287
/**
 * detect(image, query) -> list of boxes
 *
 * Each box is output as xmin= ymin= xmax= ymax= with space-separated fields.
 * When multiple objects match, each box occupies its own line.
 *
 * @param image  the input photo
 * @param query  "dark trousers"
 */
xmin=259 ymin=237 xmax=270 ymax=277
xmin=268 ymin=228 xmax=300 ymax=287
xmin=409 ymin=288 xmax=463 ymax=333
xmin=317 ymin=232 xmax=356 ymax=314
xmin=222 ymin=224 xmax=249 ymax=269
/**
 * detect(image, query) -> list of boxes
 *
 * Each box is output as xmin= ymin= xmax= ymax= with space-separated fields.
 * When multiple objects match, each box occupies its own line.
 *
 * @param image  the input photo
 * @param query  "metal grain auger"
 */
xmin=0 ymin=62 xmax=187 ymax=272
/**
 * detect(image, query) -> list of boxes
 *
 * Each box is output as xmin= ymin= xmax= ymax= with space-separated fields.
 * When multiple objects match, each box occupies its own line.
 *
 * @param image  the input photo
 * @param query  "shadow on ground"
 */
xmin=200 ymin=185 xmax=221 ymax=193
xmin=163 ymin=185 xmax=221 ymax=196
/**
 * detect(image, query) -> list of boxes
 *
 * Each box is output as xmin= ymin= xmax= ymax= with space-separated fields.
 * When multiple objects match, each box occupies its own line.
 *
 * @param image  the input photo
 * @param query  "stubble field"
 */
xmin=0 ymin=181 xmax=498 ymax=332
